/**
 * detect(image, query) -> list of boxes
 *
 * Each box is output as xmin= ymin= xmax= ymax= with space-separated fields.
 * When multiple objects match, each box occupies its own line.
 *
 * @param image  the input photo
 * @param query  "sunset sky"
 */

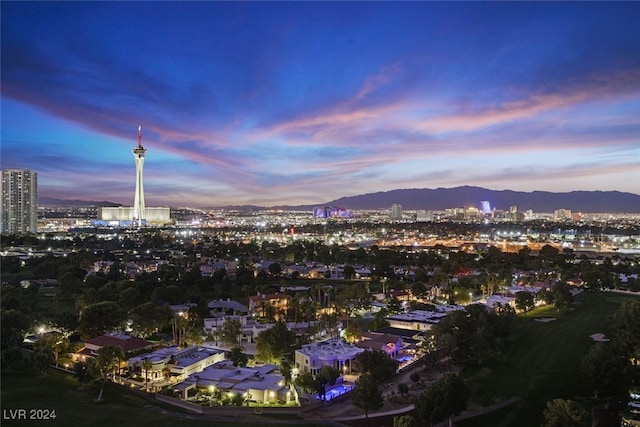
xmin=2 ymin=2 xmax=639 ymax=208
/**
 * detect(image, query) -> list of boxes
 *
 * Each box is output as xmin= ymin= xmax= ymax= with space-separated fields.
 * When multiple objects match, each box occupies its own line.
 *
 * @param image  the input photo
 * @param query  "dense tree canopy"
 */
xmin=415 ymin=373 xmax=467 ymax=427
xmin=351 ymin=373 xmax=384 ymax=425
xmin=432 ymin=303 xmax=515 ymax=365
xmin=255 ymin=321 xmax=295 ymax=364
xmin=542 ymin=399 xmax=589 ymax=427
xmin=78 ymin=301 xmax=125 ymax=339
xmin=355 ymin=350 xmax=399 ymax=384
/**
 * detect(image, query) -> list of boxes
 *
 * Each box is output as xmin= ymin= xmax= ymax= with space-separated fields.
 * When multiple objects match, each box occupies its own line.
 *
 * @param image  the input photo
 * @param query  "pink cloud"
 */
xmin=413 ymin=68 xmax=640 ymax=133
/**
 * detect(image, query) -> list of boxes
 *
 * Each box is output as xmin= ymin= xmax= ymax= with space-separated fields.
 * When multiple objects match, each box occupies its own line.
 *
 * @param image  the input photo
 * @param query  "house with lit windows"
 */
xmin=294 ymin=340 xmax=364 ymax=377
xmin=127 ymin=345 xmax=225 ymax=384
xmin=248 ymin=293 xmax=290 ymax=317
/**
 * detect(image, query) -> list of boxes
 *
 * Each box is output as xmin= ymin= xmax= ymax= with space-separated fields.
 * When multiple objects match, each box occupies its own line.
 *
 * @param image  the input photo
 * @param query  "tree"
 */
xmin=343 ymin=265 xmax=356 ymax=280
xmin=32 ymin=348 xmax=54 ymax=375
xmin=315 ymin=365 xmax=340 ymax=401
xmin=514 ymin=291 xmax=535 ymax=315
xmin=387 ymin=297 xmax=402 ymax=314
xmin=355 ymin=350 xmax=399 ymax=384
xmin=397 ymin=382 xmax=409 ymax=395
xmin=411 ymin=281 xmax=428 ymax=300
xmin=141 ymin=358 xmax=153 ymax=391
xmin=268 ymin=262 xmax=282 ymax=276
xmin=351 ymin=373 xmax=384 ymax=426
xmin=542 ymin=399 xmax=589 ymax=427
xmin=262 ymin=301 xmax=277 ymax=322
xmin=74 ymin=360 xmax=95 ymax=389
xmin=1 ymin=308 xmax=33 ymax=354
xmin=229 ymin=346 xmax=248 ymax=367
xmin=415 ymin=373 xmax=467 ymax=426
xmin=368 ymin=310 xmax=390 ymax=331
xmin=338 ymin=282 xmax=372 ymax=319
xmin=294 ymin=371 xmax=316 ymax=393
xmin=220 ymin=318 xmax=242 ymax=348
xmin=171 ymin=316 xmax=190 ymax=347
xmin=552 ymin=282 xmax=574 ymax=308
xmin=94 ymin=345 xmax=125 ymax=402
xmin=280 ymin=359 xmax=292 ymax=386
xmin=393 ymin=415 xmax=415 ymax=427
xmin=52 ymin=311 xmax=79 ymax=336
xmin=255 ymin=321 xmax=295 ymax=364
xmin=37 ymin=333 xmax=69 ymax=367
xmin=580 ymin=342 xmax=624 ymax=399
xmin=611 ymin=299 xmax=640 ymax=362
xmin=130 ymin=303 xmax=172 ymax=338
xmin=78 ymin=301 xmax=125 ymax=339
xmin=343 ymin=323 xmax=361 ymax=343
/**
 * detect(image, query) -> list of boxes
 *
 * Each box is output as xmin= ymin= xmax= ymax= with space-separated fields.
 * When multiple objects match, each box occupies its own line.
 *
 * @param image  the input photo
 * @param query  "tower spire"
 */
xmin=133 ymin=126 xmax=147 ymax=224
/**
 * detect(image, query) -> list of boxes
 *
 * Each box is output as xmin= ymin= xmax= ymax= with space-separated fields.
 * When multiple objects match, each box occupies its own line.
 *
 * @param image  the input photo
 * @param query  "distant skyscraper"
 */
xmin=554 ymin=209 xmax=572 ymax=221
xmin=132 ymin=126 xmax=146 ymax=222
xmin=390 ymin=204 xmax=403 ymax=220
xmin=481 ymin=201 xmax=492 ymax=214
xmin=416 ymin=210 xmax=434 ymax=222
xmin=1 ymin=169 xmax=38 ymax=233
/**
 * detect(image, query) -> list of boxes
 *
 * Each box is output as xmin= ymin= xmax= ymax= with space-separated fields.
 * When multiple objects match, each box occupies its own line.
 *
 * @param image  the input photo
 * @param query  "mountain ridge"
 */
xmin=39 ymin=186 xmax=640 ymax=213
xmin=279 ymin=186 xmax=640 ymax=213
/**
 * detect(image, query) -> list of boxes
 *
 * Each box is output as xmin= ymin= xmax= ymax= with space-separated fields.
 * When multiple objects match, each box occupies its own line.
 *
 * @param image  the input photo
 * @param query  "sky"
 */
xmin=1 ymin=1 xmax=639 ymax=208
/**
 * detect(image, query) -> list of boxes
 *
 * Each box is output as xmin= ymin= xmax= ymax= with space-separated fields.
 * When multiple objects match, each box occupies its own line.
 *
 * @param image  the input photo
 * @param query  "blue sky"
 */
xmin=2 ymin=1 xmax=639 ymax=207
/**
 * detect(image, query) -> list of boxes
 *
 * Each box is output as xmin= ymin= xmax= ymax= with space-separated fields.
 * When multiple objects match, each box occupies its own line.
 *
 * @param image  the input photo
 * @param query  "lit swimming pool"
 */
xmin=314 ymin=384 xmax=354 ymax=401
xmin=397 ymin=355 xmax=413 ymax=363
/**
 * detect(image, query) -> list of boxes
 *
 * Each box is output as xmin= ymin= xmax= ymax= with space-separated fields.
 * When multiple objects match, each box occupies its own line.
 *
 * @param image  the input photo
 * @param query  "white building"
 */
xmin=295 ymin=340 xmax=365 ymax=377
xmin=1 ymin=169 xmax=38 ymax=234
xmin=204 ymin=316 xmax=272 ymax=344
xmin=386 ymin=310 xmax=447 ymax=331
xmin=173 ymin=360 xmax=292 ymax=404
xmin=128 ymin=345 xmax=225 ymax=383
xmin=98 ymin=206 xmax=171 ymax=225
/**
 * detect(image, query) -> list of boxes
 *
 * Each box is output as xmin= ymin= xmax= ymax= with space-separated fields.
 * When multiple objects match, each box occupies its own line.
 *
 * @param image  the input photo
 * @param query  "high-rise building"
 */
xmin=1 ymin=169 xmax=38 ymax=233
xmin=132 ymin=126 xmax=146 ymax=222
xmin=554 ymin=209 xmax=572 ymax=221
xmin=390 ymin=204 xmax=403 ymax=220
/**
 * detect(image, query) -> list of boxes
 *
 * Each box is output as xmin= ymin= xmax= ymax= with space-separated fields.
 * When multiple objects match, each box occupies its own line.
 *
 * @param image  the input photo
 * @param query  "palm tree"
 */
xmin=94 ymin=345 xmax=125 ymax=402
xmin=141 ymin=358 xmax=153 ymax=391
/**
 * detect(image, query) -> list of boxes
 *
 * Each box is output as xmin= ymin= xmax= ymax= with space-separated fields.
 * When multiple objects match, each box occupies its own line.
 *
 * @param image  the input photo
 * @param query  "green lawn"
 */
xmin=458 ymin=292 xmax=639 ymax=427
xmin=0 ymin=370 xmax=322 ymax=427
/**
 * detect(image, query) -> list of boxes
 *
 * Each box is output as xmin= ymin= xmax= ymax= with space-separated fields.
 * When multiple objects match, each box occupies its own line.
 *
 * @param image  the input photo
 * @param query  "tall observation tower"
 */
xmin=132 ymin=126 xmax=147 ymax=223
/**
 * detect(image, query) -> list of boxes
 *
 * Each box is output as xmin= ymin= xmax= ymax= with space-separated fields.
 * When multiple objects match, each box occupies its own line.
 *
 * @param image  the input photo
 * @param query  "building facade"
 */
xmin=1 ymin=169 xmax=38 ymax=234
xmin=295 ymin=340 xmax=364 ymax=376
xmin=390 ymin=204 xmax=403 ymax=220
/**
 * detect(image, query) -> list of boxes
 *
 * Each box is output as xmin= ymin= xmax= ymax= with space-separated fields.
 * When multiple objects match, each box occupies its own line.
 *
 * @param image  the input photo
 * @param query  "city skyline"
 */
xmin=1 ymin=2 xmax=639 ymax=208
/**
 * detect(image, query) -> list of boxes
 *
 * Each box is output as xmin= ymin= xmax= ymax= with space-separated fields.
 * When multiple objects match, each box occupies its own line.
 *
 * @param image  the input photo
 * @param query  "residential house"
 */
xmin=295 ymin=340 xmax=364 ymax=376
xmin=248 ymin=293 xmax=290 ymax=317
xmin=173 ymin=360 xmax=292 ymax=404
xmin=73 ymin=333 xmax=154 ymax=362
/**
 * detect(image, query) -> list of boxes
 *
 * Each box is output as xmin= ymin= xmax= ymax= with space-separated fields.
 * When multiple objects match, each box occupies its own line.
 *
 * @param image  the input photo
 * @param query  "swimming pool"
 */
xmin=397 ymin=355 xmax=413 ymax=363
xmin=314 ymin=384 xmax=354 ymax=401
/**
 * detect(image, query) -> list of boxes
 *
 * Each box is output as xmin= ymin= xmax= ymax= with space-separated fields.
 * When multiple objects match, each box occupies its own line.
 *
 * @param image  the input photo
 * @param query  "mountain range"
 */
xmin=287 ymin=186 xmax=640 ymax=213
xmin=39 ymin=186 xmax=640 ymax=213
